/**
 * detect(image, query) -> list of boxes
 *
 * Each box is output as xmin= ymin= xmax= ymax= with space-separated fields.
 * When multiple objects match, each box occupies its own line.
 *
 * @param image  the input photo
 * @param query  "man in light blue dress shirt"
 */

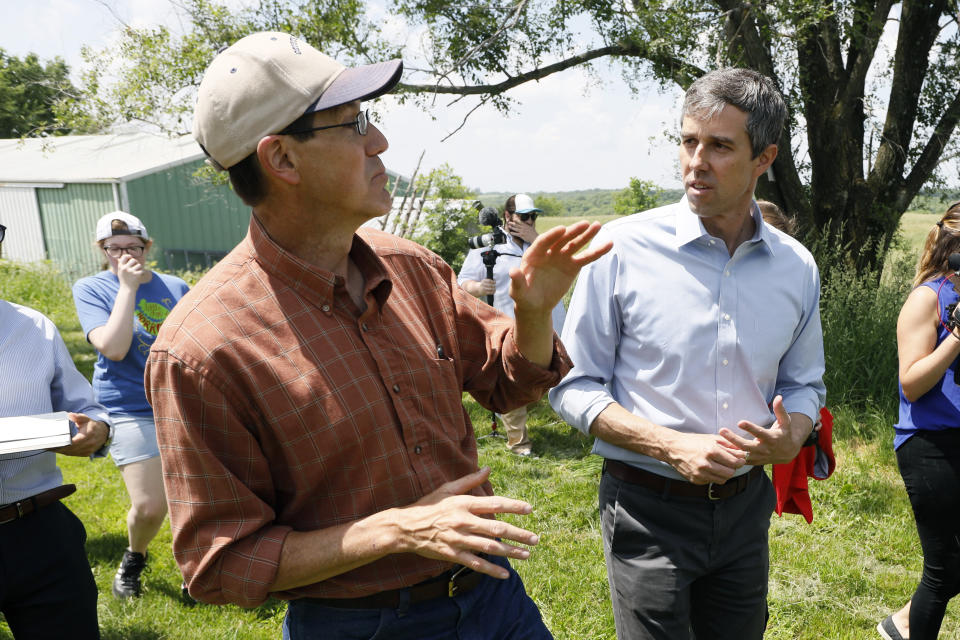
xmin=549 ymin=69 xmax=825 ymax=639
xmin=459 ymin=194 xmax=567 ymax=456
xmin=1 ymin=223 xmax=112 ymax=638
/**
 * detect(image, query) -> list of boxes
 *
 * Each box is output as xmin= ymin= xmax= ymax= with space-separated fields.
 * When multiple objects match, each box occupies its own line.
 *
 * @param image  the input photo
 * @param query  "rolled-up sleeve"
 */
xmin=549 ymin=235 xmax=620 ymax=434
xmin=448 ymin=256 xmax=571 ymax=413
xmin=145 ymin=349 xmax=292 ymax=608
xmin=775 ymin=261 xmax=826 ymax=422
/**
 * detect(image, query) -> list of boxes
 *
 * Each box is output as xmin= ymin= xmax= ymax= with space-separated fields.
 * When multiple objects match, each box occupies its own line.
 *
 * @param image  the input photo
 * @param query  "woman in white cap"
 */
xmin=72 ymin=211 xmax=190 ymax=600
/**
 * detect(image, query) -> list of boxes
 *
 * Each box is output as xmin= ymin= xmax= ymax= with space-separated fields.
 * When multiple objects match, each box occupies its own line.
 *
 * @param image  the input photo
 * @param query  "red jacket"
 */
xmin=772 ymin=407 xmax=836 ymax=523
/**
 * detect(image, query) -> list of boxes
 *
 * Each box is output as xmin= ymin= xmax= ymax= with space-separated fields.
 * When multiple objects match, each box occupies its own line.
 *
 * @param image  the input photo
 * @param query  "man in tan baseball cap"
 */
xmin=146 ymin=31 xmax=610 ymax=638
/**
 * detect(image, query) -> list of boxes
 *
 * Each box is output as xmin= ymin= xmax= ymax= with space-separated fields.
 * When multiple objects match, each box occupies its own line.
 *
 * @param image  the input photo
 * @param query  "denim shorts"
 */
xmin=108 ymin=413 xmax=159 ymax=466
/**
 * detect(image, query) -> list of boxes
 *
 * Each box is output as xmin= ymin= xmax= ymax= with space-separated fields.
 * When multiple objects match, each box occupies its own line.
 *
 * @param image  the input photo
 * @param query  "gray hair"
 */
xmin=682 ymin=68 xmax=786 ymax=158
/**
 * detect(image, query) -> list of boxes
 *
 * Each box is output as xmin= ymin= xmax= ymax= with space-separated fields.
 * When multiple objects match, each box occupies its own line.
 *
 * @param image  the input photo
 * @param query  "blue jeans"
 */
xmin=282 ymin=555 xmax=553 ymax=640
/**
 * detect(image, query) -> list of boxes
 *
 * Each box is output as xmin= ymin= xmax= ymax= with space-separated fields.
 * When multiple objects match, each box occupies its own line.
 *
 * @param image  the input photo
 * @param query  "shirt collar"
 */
xmin=246 ymin=215 xmax=392 ymax=310
xmin=674 ymin=197 xmax=774 ymax=256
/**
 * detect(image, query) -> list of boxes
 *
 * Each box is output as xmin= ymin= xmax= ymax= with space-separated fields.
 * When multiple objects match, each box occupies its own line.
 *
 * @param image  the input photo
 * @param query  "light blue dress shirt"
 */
xmin=0 ymin=300 xmax=110 ymax=503
xmin=458 ymin=234 xmax=567 ymax=332
xmin=549 ymin=198 xmax=825 ymax=480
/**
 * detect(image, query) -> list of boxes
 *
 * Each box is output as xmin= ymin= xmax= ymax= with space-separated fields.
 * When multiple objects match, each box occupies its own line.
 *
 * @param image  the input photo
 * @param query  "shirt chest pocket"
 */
xmin=403 ymin=356 xmax=466 ymax=440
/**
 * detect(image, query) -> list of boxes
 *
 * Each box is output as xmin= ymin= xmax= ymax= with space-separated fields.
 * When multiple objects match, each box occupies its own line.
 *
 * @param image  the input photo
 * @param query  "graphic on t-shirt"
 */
xmin=135 ymin=298 xmax=172 ymax=337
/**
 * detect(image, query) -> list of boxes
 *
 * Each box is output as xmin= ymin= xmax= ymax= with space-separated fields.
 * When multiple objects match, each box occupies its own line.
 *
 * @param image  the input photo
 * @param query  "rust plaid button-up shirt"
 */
xmin=145 ymin=216 xmax=571 ymax=607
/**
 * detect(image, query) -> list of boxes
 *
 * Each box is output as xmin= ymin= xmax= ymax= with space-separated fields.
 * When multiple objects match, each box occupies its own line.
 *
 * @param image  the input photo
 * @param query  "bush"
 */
xmin=815 ymin=239 xmax=913 ymax=429
xmin=411 ymin=200 xmax=478 ymax=273
xmin=0 ymin=260 xmax=77 ymax=328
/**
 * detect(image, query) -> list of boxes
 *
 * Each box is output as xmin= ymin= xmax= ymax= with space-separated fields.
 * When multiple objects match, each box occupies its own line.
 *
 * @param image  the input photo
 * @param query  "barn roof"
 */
xmin=0 ymin=132 xmax=204 ymax=185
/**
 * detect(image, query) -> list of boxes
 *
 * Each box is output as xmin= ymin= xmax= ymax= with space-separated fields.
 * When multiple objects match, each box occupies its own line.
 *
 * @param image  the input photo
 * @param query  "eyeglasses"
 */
xmin=516 ymin=212 xmax=538 ymax=222
xmin=102 ymin=244 xmax=145 ymax=258
xmin=0 ymin=224 xmax=6 ymax=243
xmin=280 ymin=110 xmax=371 ymax=137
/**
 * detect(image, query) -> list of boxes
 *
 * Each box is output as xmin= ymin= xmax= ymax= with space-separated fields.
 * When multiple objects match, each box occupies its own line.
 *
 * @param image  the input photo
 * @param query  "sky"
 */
xmin=0 ymin=0 xmax=685 ymax=194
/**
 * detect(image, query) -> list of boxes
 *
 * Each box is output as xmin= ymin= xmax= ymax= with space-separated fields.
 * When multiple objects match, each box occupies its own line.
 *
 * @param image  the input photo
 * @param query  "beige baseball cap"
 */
xmin=193 ymin=32 xmax=402 ymax=170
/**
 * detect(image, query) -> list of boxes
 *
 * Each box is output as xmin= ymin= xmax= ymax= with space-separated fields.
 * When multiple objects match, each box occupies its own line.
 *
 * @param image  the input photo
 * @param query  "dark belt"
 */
xmin=0 ymin=484 xmax=76 ymax=525
xmin=605 ymin=459 xmax=761 ymax=501
xmin=304 ymin=564 xmax=485 ymax=610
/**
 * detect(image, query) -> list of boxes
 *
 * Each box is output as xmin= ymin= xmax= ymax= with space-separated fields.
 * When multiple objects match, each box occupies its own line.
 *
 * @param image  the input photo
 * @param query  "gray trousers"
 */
xmin=599 ymin=464 xmax=776 ymax=640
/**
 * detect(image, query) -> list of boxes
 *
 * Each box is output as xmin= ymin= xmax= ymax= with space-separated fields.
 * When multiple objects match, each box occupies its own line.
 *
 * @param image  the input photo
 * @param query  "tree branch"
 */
xmin=398 ymin=42 xmax=703 ymax=97
xmin=432 ymin=0 xmax=529 ymax=90
xmin=872 ymin=0 xmax=949 ymax=186
xmin=844 ymin=0 xmax=895 ymax=105
xmin=440 ymin=96 xmax=490 ymax=141
xmin=901 ymin=85 xmax=960 ymax=209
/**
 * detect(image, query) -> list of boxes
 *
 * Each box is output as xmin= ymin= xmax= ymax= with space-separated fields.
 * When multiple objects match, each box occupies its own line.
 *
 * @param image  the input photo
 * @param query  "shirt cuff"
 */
xmin=502 ymin=329 xmax=573 ymax=387
xmin=90 ymin=419 xmax=114 ymax=459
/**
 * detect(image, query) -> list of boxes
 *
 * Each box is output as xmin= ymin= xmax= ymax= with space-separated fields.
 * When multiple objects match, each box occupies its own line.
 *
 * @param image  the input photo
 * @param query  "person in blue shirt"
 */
xmin=458 ymin=194 xmax=566 ymax=456
xmin=72 ymin=211 xmax=190 ymax=600
xmin=877 ymin=204 xmax=960 ymax=640
xmin=550 ymin=69 xmax=825 ymax=640
xmin=2 ymin=222 xmax=112 ymax=638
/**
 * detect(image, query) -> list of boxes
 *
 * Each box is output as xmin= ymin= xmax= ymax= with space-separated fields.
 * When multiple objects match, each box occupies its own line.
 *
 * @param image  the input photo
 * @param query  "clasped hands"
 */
xmin=669 ymin=396 xmax=813 ymax=485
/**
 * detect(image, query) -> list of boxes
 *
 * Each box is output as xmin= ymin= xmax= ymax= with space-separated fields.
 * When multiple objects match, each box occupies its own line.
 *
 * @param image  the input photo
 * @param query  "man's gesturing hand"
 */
xmin=509 ymin=221 xmax=611 ymax=317
xmin=394 ymin=467 xmax=540 ymax=580
xmin=720 ymin=395 xmax=813 ymax=466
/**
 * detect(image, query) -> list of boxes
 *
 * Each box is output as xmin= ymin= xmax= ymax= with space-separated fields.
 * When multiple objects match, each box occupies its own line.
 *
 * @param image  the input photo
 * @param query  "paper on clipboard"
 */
xmin=0 ymin=411 xmax=73 ymax=455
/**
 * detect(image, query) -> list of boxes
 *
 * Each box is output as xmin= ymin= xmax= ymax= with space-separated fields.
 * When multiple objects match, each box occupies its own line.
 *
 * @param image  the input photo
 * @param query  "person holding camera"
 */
xmin=550 ymin=68 xmax=825 ymax=639
xmin=458 ymin=194 xmax=567 ymax=456
xmin=877 ymin=203 xmax=960 ymax=640
xmin=144 ymin=32 xmax=610 ymax=638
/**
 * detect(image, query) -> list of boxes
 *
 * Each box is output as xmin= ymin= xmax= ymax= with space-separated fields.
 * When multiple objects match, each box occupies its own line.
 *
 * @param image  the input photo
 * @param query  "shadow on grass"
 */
xmin=86 ymin=531 xmax=130 ymax=565
xmin=252 ymin=598 xmax=288 ymax=621
xmin=827 ymin=476 xmax=905 ymax=516
xmin=102 ymin=628 xmax=163 ymax=640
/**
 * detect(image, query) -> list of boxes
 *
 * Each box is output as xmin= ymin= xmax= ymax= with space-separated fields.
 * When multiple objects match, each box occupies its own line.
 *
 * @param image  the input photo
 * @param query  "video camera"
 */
xmin=467 ymin=201 xmax=506 ymax=250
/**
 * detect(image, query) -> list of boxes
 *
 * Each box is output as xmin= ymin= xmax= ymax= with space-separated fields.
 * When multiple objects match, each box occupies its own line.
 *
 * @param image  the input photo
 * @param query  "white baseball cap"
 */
xmin=513 ymin=194 xmax=542 ymax=214
xmin=95 ymin=211 xmax=149 ymax=242
xmin=193 ymin=32 xmax=403 ymax=170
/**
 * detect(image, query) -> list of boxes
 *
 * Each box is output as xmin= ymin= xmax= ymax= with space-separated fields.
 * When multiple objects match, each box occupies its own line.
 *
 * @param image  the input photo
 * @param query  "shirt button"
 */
xmin=392 ymin=384 xmax=400 ymax=393
xmin=722 ymin=402 xmax=729 ymax=409
xmin=722 ymin=359 xmax=728 ymax=366
xmin=321 ymin=304 xmax=330 ymax=312
xmin=723 ymin=313 xmax=730 ymax=321
xmin=414 ymin=445 xmax=422 ymax=454
xmin=709 ymin=239 xmax=716 ymax=245
xmin=725 ymin=270 xmax=731 ymax=277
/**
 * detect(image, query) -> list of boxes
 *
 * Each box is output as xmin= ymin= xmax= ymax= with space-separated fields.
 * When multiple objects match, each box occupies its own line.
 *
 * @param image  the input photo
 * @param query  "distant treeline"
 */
xmin=910 ymin=189 xmax=960 ymax=215
xmin=474 ymin=187 xmax=959 ymax=219
xmin=476 ymin=188 xmax=683 ymax=218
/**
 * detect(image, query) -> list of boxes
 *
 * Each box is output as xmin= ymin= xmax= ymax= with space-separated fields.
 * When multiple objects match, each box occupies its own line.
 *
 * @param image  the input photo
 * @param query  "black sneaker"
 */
xmin=112 ymin=549 xmax=147 ymax=599
xmin=181 ymin=581 xmax=197 ymax=605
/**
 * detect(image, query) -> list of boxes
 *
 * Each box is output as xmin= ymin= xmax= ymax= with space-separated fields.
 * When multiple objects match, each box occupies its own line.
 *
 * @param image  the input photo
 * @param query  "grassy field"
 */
xmin=1 ymin=208 xmax=957 ymax=638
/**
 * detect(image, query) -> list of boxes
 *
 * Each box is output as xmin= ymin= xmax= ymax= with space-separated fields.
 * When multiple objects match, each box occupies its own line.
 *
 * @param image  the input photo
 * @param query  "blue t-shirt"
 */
xmin=894 ymin=276 xmax=960 ymax=449
xmin=73 ymin=271 xmax=190 ymax=415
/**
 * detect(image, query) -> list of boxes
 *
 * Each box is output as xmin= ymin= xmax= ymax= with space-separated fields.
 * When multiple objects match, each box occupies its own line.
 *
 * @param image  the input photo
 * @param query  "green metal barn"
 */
xmin=0 ymin=132 xmax=251 ymax=278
